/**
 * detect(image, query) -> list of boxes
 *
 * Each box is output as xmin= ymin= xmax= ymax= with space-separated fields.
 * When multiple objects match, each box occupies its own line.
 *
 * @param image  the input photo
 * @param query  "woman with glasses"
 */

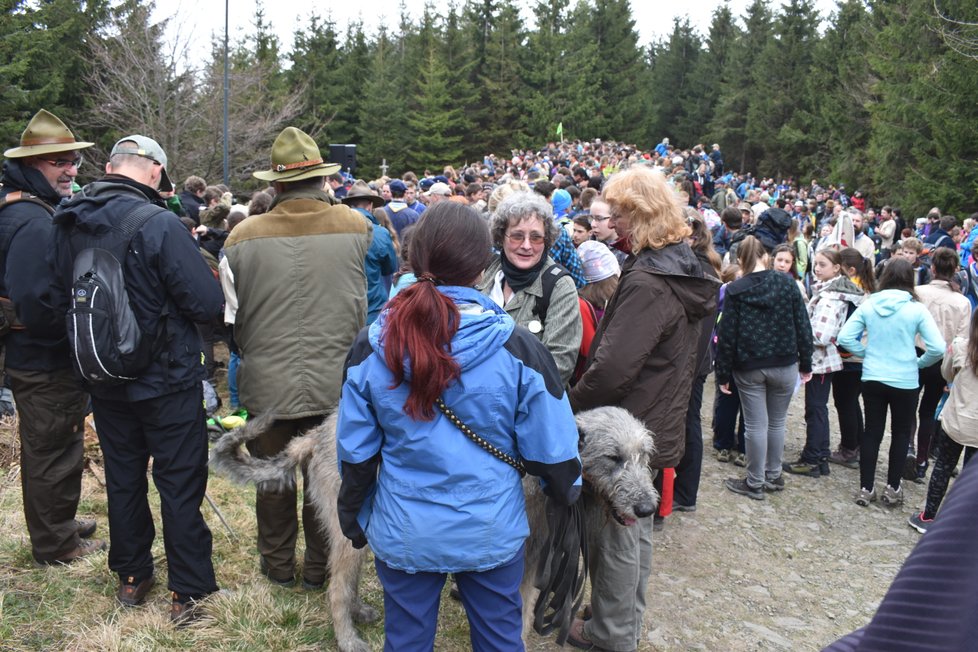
xmin=478 ymin=191 xmax=583 ymax=386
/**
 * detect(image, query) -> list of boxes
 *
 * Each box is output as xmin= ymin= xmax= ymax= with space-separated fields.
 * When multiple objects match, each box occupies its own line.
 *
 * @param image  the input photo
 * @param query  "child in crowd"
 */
xmin=908 ymin=309 xmax=978 ymax=533
xmin=785 ymin=249 xmax=865 ymax=477
xmin=712 ymin=263 xmax=747 ymax=466
xmin=837 ymin=259 xmax=945 ymax=507
xmin=772 ymin=243 xmax=808 ymax=299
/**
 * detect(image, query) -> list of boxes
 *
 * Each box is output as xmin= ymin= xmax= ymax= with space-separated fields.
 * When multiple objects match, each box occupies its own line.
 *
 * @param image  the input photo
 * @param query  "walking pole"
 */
xmin=205 ymin=492 xmax=237 ymax=540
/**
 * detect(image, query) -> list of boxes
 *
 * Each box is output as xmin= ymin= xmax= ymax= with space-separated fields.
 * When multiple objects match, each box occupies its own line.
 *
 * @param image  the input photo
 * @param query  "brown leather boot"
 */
xmin=34 ymin=538 xmax=106 ymax=566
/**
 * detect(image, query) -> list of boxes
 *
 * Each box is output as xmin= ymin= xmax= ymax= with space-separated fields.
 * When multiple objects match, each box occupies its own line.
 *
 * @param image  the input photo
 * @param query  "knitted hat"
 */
xmin=552 ymin=188 xmax=572 ymax=216
xmin=577 ymin=240 xmax=620 ymax=283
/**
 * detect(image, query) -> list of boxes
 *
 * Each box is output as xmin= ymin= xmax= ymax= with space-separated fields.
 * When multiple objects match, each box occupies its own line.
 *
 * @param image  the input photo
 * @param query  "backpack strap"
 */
xmin=534 ymin=263 xmax=571 ymax=325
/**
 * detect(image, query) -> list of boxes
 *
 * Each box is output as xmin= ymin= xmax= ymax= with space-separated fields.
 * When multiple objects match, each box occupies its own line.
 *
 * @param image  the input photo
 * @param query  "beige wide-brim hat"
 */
xmin=3 ymin=109 xmax=93 ymax=159
xmin=253 ymin=127 xmax=341 ymax=182
xmin=342 ymin=180 xmax=385 ymax=208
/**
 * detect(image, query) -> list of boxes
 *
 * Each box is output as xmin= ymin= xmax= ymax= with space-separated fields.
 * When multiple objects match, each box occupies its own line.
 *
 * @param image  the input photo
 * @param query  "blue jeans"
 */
xmin=802 ymin=373 xmax=833 ymax=462
xmin=734 ymin=365 xmax=798 ymax=489
xmin=713 ymin=376 xmax=746 ymax=453
xmin=227 ymin=351 xmax=240 ymax=408
xmin=375 ymin=545 xmax=525 ymax=652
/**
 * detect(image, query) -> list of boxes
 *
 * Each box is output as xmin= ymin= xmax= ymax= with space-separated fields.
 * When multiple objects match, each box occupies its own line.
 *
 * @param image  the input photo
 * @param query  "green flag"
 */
xmin=556 ymin=122 xmax=563 ymax=137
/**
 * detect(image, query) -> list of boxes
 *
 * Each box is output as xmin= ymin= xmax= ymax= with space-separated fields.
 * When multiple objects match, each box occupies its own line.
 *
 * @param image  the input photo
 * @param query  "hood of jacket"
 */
xmin=869 ymin=288 xmax=914 ymax=317
xmin=629 ymin=242 xmax=721 ymax=323
xmin=53 ymin=176 xmax=164 ymax=234
xmin=1 ymin=159 xmax=62 ymax=207
xmin=368 ymin=286 xmax=516 ymax=379
xmin=725 ymin=268 xmax=796 ymax=310
xmin=759 ymin=207 xmax=792 ymax=231
xmin=814 ymin=275 xmax=865 ymax=304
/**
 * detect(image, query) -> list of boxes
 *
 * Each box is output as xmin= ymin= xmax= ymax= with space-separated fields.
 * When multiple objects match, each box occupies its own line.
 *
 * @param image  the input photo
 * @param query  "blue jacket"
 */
xmin=337 ymin=286 xmax=581 ymax=573
xmin=836 ymin=289 xmax=945 ymax=390
xmin=352 ymin=207 xmax=397 ymax=324
xmin=49 ymin=177 xmax=224 ymax=401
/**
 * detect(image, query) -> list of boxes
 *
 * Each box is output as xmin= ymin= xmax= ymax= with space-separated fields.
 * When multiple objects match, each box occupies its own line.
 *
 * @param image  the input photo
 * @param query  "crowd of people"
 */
xmin=3 ymin=109 xmax=977 ymax=649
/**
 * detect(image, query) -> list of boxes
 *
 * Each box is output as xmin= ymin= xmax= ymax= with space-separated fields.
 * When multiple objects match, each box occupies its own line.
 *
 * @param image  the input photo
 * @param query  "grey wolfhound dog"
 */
xmin=211 ymin=405 xmax=657 ymax=651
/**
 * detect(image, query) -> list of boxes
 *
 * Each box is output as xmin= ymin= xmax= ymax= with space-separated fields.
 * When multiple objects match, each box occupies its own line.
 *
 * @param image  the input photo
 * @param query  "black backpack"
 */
xmin=534 ymin=264 xmax=572 ymax=324
xmin=0 ymin=190 xmax=53 ymax=337
xmin=66 ymin=204 xmax=164 ymax=385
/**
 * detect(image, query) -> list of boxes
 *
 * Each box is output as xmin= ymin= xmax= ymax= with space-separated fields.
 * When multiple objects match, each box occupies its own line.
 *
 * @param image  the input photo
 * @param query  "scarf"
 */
xmin=500 ymin=251 xmax=548 ymax=294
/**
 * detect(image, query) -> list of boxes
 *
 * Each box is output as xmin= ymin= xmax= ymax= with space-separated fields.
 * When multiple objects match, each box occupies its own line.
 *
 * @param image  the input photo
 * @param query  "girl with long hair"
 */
xmin=837 ymin=258 xmax=945 ymax=507
xmin=908 ymin=309 xmax=978 ymax=533
xmin=715 ymin=236 xmax=814 ymax=500
xmin=827 ymin=247 xmax=876 ymax=468
xmin=772 ymin=243 xmax=808 ymax=299
xmin=336 ymin=202 xmax=581 ymax=650
xmin=784 ymin=249 xmax=865 ymax=478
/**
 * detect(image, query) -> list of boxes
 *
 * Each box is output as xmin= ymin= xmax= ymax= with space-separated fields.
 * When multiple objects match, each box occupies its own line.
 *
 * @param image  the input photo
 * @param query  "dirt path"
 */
xmin=643 ymin=379 xmax=921 ymax=651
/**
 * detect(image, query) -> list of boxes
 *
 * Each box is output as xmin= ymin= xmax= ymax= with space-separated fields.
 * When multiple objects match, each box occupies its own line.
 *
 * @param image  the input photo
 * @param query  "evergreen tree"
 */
xmin=522 ymin=0 xmax=573 ymax=140
xmin=709 ymin=0 xmax=772 ymax=173
xmin=789 ymin=0 xmax=873 ymax=186
xmin=691 ymin=4 xmax=741 ymax=151
xmin=474 ymin=0 xmax=531 ymax=152
xmin=647 ymin=18 xmax=702 ymax=147
xmin=336 ymin=20 xmax=371 ymax=151
xmin=288 ymin=14 xmax=345 ymax=141
xmin=746 ymin=0 xmax=821 ymax=177
xmin=0 ymin=0 xmax=110 ymax=150
xmin=357 ymin=28 xmax=408 ymax=177
xmin=405 ymin=44 xmax=466 ymax=172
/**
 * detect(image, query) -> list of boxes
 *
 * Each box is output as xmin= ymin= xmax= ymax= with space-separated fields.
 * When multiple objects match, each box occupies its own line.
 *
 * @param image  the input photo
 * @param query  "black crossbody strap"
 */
xmin=435 ymin=398 xmax=525 ymax=477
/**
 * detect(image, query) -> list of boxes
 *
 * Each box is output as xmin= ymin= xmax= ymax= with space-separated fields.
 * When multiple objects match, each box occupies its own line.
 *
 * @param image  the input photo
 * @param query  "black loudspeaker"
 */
xmin=329 ymin=144 xmax=357 ymax=173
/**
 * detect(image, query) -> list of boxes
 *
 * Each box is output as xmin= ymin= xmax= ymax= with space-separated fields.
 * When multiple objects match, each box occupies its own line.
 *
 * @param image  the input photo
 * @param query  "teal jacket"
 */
xmin=837 ymin=289 xmax=945 ymax=390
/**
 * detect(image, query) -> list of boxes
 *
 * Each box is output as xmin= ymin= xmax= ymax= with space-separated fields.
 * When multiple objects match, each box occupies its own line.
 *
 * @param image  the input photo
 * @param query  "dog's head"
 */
xmin=575 ymin=406 xmax=659 ymax=526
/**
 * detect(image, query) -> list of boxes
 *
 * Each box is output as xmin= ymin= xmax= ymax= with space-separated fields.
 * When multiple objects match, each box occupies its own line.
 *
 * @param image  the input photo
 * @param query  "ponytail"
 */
xmin=380 ymin=202 xmax=492 ymax=421
xmin=839 ymin=247 xmax=876 ymax=293
xmin=384 ymin=278 xmax=461 ymax=421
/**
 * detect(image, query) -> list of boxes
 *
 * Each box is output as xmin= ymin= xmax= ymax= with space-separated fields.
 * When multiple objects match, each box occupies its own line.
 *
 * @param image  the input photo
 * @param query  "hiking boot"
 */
xmin=907 ymin=511 xmax=933 ymax=534
xmin=819 ymin=459 xmax=830 ymax=476
xmin=75 ymin=519 xmax=97 ymax=539
xmin=117 ymin=575 xmax=155 ymax=606
xmin=301 ymin=576 xmax=325 ymax=591
xmin=34 ymin=538 xmax=107 ymax=566
xmin=170 ymin=593 xmax=202 ymax=627
xmin=903 ymin=449 xmax=917 ymax=481
xmin=733 ymin=452 xmax=747 ymax=467
xmin=783 ymin=459 xmax=823 ymax=477
xmin=914 ymin=461 xmax=928 ymax=484
xmin=716 ymin=449 xmax=732 ymax=463
xmin=653 ymin=515 xmax=665 ymax=532
xmin=828 ymin=447 xmax=859 ymax=469
xmin=763 ymin=475 xmax=785 ymax=492
xmin=854 ymin=487 xmax=877 ymax=507
xmin=724 ymin=478 xmax=765 ymax=500
xmin=880 ymin=484 xmax=904 ymax=507
xmin=672 ymin=503 xmax=697 ymax=512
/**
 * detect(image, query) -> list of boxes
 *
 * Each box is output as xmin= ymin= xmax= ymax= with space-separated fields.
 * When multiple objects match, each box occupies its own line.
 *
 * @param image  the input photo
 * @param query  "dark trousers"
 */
xmin=802 ymin=373 xmax=833 ymax=462
xmin=860 ymin=381 xmax=918 ymax=491
xmin=832 ymin=365 xmax=864 ymax=451
xmin=7 ymin=367 xmax=88 ymax=562
xmin=92 ymin=384 xmax=217 ymax=598
xmin=712 ymin=376 xmax=746 ymax=453
xmin=674 ymin=374 xmax=707 ymax=507
xmin=915 ymin=360 xmax=945 ymax=463
xmin=246 ymin=415 xmax=328 ymax=584
xmin=923 ymin=424 xmax=977 ymax=519
xmin=375 ymin=545 xmax=525 ymax=652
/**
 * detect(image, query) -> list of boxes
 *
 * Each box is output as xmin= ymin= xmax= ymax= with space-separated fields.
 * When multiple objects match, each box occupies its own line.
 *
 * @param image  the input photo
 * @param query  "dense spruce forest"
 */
xmin=2 ymin=0 xmax=977 ymax=215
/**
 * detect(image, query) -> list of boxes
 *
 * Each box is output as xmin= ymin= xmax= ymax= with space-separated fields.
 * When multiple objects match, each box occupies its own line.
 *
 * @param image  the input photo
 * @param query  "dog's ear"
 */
xmin=642 ymin=432 xmax=656 ymax=458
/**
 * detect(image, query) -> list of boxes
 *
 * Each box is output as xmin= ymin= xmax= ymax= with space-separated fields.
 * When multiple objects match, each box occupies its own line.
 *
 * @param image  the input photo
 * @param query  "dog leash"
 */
xmin=435 ymin=398 xmax=526 ymax=477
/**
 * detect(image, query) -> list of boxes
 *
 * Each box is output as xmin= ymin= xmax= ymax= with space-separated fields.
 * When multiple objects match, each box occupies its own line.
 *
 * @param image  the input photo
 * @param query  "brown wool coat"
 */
xmin=569 ymin=242 xmax=720 ymax=469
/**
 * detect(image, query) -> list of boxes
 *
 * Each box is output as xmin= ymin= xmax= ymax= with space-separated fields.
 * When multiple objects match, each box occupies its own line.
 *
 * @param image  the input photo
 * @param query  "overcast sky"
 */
xmin=154 ymin=0 xmax=839 ymax=63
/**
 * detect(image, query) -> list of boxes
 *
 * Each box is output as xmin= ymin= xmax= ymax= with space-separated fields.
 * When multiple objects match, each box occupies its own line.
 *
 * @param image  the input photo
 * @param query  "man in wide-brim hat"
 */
xmin=220 ymin=127 xmax=373 ymax=589
xmin=0 ymin=109 xmax=105 ymax=565
xmin=342 ymin=180 xmax=397 ymax=324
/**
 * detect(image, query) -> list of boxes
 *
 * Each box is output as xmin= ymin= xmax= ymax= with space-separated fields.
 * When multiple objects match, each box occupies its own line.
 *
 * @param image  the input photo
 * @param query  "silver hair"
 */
xmin=490 ymin=190 xmax=560 ymax=250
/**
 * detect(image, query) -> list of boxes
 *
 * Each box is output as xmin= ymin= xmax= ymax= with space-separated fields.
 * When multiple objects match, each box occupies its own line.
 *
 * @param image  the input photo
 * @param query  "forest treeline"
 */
xmin=2 ymin=0 xmax=977 ymax=216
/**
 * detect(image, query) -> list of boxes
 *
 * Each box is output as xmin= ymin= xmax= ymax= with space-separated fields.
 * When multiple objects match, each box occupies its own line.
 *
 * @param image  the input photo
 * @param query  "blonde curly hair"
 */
xmin=602 ymin=167 xmax=689 ymax=251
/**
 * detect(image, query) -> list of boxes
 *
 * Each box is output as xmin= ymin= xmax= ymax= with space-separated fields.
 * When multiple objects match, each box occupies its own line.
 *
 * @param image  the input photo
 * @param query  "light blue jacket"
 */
xmin=837 ymin=289 xmax=945 ymax=390
xmin=337 ymin=286 xmax=581 ymax=573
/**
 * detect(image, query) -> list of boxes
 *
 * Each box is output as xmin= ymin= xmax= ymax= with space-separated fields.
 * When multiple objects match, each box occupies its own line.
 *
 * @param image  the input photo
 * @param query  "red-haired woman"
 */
xmin=335 ymin=202 xmax=581 ymax=650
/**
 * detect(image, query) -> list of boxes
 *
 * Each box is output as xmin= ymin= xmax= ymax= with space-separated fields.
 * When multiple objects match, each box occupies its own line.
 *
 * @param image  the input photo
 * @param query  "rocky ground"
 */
xmin=636 ymin=379 xmax=924 ymax=651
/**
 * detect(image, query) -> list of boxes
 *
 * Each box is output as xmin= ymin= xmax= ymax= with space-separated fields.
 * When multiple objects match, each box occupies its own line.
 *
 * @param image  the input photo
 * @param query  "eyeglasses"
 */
xmin=40 ymin=155 xmax=84 ymax=169
xmin=590 ymin=214 xmax=612 ymax=222
xmin=505 ymin=231 xmax=545 ymax=245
